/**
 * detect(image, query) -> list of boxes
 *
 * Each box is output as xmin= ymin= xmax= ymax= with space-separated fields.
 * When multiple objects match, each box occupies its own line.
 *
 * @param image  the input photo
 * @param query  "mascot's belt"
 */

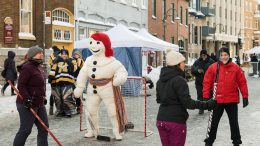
xmin=88 ymin=78 xmax=112 ymax=86
xmin=88 ymin=77 xmax=128 ymax=133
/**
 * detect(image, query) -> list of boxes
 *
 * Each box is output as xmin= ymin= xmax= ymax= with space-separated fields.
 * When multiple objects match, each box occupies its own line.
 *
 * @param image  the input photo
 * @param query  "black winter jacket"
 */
xmin=4 ymin=51 xmax=17 ymax=81
xmin=191 ymin=57 xmax=215 ymax=85
xmin=156 ymin=66 xmax=211 ymax=123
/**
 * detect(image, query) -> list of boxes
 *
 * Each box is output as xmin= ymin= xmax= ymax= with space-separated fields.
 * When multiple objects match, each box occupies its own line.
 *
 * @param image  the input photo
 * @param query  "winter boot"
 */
xmin=49 ymin=106 xmax=54 ymax=115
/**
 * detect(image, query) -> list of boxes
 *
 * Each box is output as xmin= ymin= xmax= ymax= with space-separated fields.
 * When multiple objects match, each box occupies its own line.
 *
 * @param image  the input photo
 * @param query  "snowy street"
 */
xmin=0 ymin=68 xmax=260 ymax=146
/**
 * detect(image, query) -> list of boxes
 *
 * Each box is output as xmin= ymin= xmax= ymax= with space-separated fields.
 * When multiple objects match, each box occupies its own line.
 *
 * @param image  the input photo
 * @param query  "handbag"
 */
xmin=1 ymin=69 xmax=6 ymax=78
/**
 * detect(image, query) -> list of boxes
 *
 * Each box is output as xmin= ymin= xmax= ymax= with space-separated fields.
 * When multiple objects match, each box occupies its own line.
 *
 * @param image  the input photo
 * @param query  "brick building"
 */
xmin=148 ymin=0 xmax=189 ymax=52
xmin=0 ymin=0 xmax=74 ymax=85
xmin=0 ymin=0 xmax=74 ymax=53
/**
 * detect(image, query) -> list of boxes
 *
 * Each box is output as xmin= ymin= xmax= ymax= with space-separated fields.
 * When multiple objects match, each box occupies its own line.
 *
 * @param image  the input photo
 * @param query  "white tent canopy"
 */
xmin=136 ymin=28 xmax=179 ymax=51
xmin=105 ymin=24 xmax=165 ymax=50
xmin=75 ymin=24 xmax=179 ymax=51
xmin=244 ymin=46 xmax=260 ymax=54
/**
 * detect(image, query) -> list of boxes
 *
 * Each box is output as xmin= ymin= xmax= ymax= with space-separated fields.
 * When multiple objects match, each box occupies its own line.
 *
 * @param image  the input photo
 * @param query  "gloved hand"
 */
xmin=53 ymin=56 xmax=63 ymax=64
xmin=243 ymin=98 xmax=249 ymax=108
xmin=44 ymin=98 xmax=47 ymax=105
xmin=206 ymin=99 xmax=218 ymax=110
xmin=24 ymin=99 xmax=33 ymax=109
xmin=74 ymin=87 xmax=84 ymax=98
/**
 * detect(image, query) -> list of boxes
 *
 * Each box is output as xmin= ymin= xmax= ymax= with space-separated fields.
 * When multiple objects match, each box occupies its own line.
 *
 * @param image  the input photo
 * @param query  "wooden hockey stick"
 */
xmin=7 ymin=80 xmax=62 ymax=146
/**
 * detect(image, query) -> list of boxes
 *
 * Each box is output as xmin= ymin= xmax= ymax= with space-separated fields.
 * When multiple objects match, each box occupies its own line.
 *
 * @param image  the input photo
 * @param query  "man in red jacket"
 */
xmin=203 ymin=47 xmax=249 ymax=146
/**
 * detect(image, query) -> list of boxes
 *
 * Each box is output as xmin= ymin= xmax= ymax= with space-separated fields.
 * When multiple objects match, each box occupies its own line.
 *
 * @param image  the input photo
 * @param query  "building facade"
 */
xmin=0 ymin=0 xmax=74 ymax=84
xmin=202 ymin=0 xmax=244 ymax=58
xmin=148 ymin=0 xmax=189 ymax=53
xmin=0 ymin=0 xmax=74 ymax=55
xmin=188 ymin=0 xmax=207 ymax=61
xmin=254 ymin=4 xmax=260 ymax=47
xmin=244 ymin=0 xmax=258 ymax=53
xmin=75 ymin=0 xmax=148 ymax=41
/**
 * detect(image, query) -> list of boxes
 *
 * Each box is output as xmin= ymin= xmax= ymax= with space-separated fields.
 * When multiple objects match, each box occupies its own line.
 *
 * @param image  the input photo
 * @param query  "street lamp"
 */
xmin=162 ymin=8 xmax=180 ymax=66
xmin=213 ymin=23 xmax=225 ymax=56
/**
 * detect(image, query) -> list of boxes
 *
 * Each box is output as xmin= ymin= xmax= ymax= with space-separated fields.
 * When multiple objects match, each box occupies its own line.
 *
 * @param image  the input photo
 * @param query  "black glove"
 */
xmin=243 ymin=98 xmax=249 ymax=108
xmin=44 ymin=99 xmax=47 ymax=105
xmin=206 ymin=99 xmax=218 ymax=110
xmin=24 ymin=99 xmax=33 ymax=109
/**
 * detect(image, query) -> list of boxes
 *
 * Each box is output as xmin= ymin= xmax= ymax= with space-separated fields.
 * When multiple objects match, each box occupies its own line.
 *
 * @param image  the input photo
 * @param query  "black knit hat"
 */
xmin=200 ymin=49 xmax=207 ymax=55
xmin=219 ymin=47 xmax=230 ymax=56
xmin=52 ymin=46 xmax=60 ymax=53
xmin=60 ymin=49 xmax=69 ymax=55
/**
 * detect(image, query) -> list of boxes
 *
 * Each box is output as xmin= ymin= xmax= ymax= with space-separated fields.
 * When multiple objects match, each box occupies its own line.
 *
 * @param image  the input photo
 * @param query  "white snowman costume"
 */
xmin=74 ymin=32 xmax=128 ymax=140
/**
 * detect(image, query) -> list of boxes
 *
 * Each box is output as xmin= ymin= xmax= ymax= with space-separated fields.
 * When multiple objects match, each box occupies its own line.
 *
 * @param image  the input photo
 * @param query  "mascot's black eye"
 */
xmin=90 ymin=41 xmax=92 ymax=44
xmin=97 ymin=41 xmax=100 ymax=44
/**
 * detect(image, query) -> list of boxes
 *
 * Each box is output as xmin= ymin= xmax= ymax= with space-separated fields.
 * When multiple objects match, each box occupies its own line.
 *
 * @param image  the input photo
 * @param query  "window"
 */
xmin=219 ymin=7 xmax=222 ymax=17
xmin=180 ymin=6 xmax=183 ymax=24
xmin=132 ymin=0 xmax=137 ymax=7
xmin=230 ymin=10 xmax=232 ymax=20
xmin=141 ymin=0 xmax=146 ymax=9
xmin=152 ymin=0 xmax=156 ymax=17
xmin=54 ymin=30 xmax=62 ymax=40
xmin=225 ymin=25 xmax=227 ymax=34
xmin=79 ymin=27 xmax=87 ymax=40
xmin=246 ymin=1 xmax=248 ymax=11
xmin=225 ymin=9 xmax=227 ymax=19
xmin=64 ymin=31 xmax=71 ymax=40
xmin=162 ymin=0 xmax=166 ymax=20
xmin=20 ymin=0 xmax=32 ymax=33
xmin=230 ymin=26 xmax=232 ymax=35
xmin=194 ymin=26 xmax=198 ymax=44
xmin=186 ymin=9 xmax=188 ymax=25
xmin=256 ymin=20 xmax=259 ymax=29
xmin=171 ymin=37 xmax=174 ymax=44
xmin=52 ymin=10 xmax=69 ymax=23
xmin=171 ymin=3 xmax=175 ymax=22
xmin=235 ymin=12 xmax=237 ymax=21
xmin=189 ymin=24 xmax=191 ymax=43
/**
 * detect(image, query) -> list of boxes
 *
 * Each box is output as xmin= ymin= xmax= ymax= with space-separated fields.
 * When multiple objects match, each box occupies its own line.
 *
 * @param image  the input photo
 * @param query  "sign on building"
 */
xmin=45 ymin=11 xmax=51 ymax=24
xmin=4 ymin=17 xmax=14 ymax=44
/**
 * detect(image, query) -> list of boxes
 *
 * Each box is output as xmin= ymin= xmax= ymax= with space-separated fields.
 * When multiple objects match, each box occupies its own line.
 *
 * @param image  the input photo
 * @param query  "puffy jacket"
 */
xmin=203 ymin=61 xmax=248 ymax=103
xmin=156 ymin=66 xmax=213 ymax=123
xmin=16 ymin=60 xmax=46 ymax=107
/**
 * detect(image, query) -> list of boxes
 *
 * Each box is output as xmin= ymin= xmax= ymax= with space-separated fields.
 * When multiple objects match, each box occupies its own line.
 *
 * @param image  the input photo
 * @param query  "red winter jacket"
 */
xmin=203 ymin=61 xmax=248 ymax=103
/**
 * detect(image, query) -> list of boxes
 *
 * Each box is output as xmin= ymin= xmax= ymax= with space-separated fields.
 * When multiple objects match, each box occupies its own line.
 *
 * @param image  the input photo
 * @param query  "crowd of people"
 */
xmin=0 ymin=46 xmax=250 ymax=146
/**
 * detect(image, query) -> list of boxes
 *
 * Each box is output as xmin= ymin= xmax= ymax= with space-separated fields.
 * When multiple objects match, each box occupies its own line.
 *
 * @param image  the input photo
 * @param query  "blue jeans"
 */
xmin=13 ymin=103 xmax=49 ymax=146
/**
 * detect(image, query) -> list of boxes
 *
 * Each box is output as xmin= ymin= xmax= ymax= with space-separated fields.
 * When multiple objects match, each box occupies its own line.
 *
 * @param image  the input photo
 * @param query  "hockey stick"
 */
xmin=7 ymin=80 xmax=62 ymax=146
xmin=79 ymin=96 xmax=87 ymax=131
xmin=205 ymin=61 xmax=220 ymax=139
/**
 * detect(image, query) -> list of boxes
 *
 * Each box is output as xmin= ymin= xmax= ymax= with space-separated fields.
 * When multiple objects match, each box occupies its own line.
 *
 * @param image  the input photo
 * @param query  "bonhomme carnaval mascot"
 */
xmin=74 ymin=32 xmax=128 ymax=140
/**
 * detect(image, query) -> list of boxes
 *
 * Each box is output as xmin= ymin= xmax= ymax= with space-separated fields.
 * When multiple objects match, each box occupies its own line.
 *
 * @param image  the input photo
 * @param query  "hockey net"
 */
xmin=80 ymin=76 xmax=153 ymax=138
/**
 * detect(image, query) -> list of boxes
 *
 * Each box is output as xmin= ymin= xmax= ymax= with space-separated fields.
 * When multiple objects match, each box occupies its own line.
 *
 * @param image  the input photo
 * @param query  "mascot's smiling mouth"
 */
xmin=92 ymin=49 xmax=100 ymax=53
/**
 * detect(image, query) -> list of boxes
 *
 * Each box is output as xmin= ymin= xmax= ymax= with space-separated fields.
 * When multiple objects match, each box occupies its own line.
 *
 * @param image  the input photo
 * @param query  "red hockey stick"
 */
xmin=7 ymin=80 xmax=62 ymax=146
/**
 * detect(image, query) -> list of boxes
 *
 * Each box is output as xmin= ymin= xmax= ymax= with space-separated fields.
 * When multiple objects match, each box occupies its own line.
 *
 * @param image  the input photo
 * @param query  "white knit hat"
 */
xmin=166 ymin=48 xmax=185 ymax=66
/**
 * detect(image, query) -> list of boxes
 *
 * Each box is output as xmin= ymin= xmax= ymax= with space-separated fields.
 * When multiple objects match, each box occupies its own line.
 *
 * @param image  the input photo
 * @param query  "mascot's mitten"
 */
xmin=74 ymin=87 xmax=84 ymax=98
xmin=113 ymin=74 xmax=127 ymax=86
